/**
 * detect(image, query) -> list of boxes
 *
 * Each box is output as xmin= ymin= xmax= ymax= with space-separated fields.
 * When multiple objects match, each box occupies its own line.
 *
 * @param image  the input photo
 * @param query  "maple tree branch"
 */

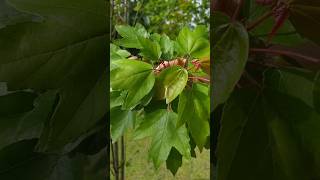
xmin=250 ymin=48 xmax=320 ymax=63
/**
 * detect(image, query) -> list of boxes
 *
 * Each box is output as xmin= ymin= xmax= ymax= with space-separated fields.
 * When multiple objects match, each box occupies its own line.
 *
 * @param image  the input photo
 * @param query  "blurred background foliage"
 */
xmin=111 ymin=0 xmax=209 ymax=39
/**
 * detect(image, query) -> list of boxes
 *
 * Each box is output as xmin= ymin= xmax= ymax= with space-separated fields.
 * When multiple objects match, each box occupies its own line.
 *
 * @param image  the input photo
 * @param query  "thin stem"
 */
xmin=110 ymin=141 xmax=116 ymax=177
xmin=212 ymin=1 xmax=217 ymax=11
xmin=167 ymin=103 xmax=172 ymax=112
xmin=120 ymin=136 xmax=125 ymax=180
xmin=246 ymin=11 xmax=273 ymax=31
xmin=112 ymin=142 xmax=119 ymax=180
xmin=250 ymin=48 xmax=320 ymax=63
xmin=232 ymin=0 xmax=244 ymax=21
xmin=188 ymin=76 xmax=210 ymax=83
xmin=253 ymin=31 xmax=297 ymax=38
xmin=243 ymin=70 xmax=262 ymax=89
xmin=133 ymin=0 xmax=144 ymax=26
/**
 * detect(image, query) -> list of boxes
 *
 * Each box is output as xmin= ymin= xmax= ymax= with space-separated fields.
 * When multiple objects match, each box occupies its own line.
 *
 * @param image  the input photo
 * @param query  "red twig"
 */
xmin=188 ymin=76 xmax=210 ymax=83
xmin=267 ymin=4 xmax=290 ymax=43
xmin=250 ymin=48 xmax=320 ymax=63
xmin=232 ymin=0 xmax=244 ymax=21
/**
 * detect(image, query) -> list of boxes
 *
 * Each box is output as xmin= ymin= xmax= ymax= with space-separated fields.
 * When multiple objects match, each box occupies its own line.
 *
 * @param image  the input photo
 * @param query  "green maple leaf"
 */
xmin=176 ymin=25 xmax=209 ymax=58
xmin=134 ymin=109 xmax=191 ymax=169
xmin=114 ymin=24 xmax=149 ymax=48
xmin=111 ymin=60 xmax=155 ymax=109
xmin=178 ymin=83 xmax=210 ymax=150
xmin=110 ymin=107 xmax=136 ymax=142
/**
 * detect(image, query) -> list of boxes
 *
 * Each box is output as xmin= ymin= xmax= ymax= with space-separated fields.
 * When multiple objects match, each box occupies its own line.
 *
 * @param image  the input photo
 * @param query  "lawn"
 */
xmin=111 ymin=130 xmax=210 ymax=180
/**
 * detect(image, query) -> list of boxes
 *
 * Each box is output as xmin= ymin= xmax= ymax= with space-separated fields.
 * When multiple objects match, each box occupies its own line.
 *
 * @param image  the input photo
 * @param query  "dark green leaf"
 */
xmin=289 ymin=0 xmax=320 ymax=45
xmin=314 ymin=72 xmax=320 ymax=112
xmin=37 ymin=71 xmax=107 ymax=152
xmin=0 ymin=140 xmax=59 ymax=180
xmin=263 ymin=68 xmax=317 ymax=108
xmin=0 ymin=0 xmax=43 ymax=29
xmin=216 ymin=71 xmax=320 ymax=180
xmin=49 ymin=148 xmax=108 ymax=180
xmin=0 ymin=0 xmax=107 ymax=90
xmin=212 ymin=20 xmax=249 ymax=110
xmin=166 ymin=148 xmax=182 ymax=175
xmin=0 ymin=91 xmax=57 ymax=149
xmin=0 ymin=91 xmax=36 ymax=115
xmin=0 ymin=0 xmax=108 ymax=153
xmin=0 ymin=140 xmax=107 ymax=180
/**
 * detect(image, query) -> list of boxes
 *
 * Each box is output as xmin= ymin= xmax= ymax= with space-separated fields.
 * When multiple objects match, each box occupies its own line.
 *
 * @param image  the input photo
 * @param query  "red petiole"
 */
xmin=250 ymin=48 xmax=320 ymax=63
xmin=188 ymin=76 xmax=210 ymax=83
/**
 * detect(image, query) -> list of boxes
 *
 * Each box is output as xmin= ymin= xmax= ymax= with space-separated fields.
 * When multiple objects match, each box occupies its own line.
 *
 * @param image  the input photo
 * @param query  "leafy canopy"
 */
xmin=110 ymin=24 xmax=210 ymax=174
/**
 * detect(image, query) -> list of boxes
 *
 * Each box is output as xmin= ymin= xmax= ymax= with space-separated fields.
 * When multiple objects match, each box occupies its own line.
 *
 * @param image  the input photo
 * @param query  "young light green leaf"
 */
xmin=190 ymin=38 xmax=210 ymax=58
xmin=150 ymin=33 xmax=161 ymax=42
xmin=158 ymin=66 xmax=188 ymax=104
xmin=111 ymin=60 xmax=155 ymax=109
xmin=110 ymin=90 xmax=125 ymax=109
xmin=110 ymin=44 xmax=131 ymax=70
xmin=178 ymin=83 xmax=210 ymax=150
xmin=110 ymin=44 xmax=130 ymax=62
xmin=134 ymin=109 xmax=191 ymax=169
xmin=176 ymin=26 xmax=209 ymax=58
xmin=110 ymin=107 xmax=136 ymax=142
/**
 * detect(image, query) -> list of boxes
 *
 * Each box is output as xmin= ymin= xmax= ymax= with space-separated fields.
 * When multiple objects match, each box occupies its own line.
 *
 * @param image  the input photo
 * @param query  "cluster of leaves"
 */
xmin=110 ymin=24 xmax=210 ymax=174
xmin=213 ymin=0 xmax=320 ymax=179
xmin=0 ymin=0 xmax=108 ymax=179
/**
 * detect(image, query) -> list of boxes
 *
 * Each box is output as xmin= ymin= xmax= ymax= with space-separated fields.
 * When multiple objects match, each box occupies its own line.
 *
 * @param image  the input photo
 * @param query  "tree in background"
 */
xmin=111 ymin=0 xmax=209 ymax=38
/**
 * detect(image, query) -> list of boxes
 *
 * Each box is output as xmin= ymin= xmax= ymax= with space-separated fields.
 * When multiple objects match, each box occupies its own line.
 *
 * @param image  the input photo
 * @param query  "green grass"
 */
xmin=111 ymin=130 xmax=210 ymax=180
